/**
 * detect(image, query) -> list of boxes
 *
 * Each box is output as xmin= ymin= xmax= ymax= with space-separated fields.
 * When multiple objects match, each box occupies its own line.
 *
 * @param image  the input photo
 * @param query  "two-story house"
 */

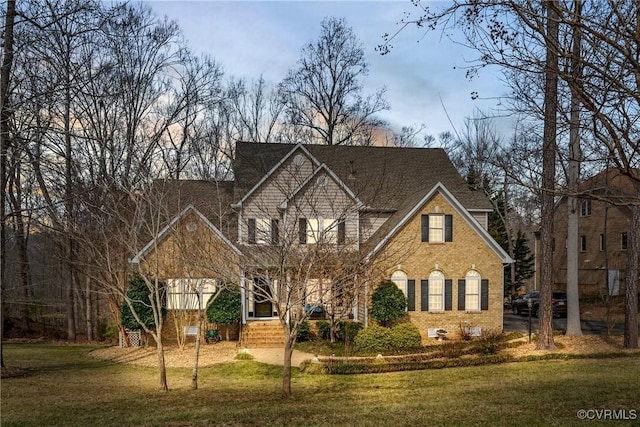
xmin=131 ymin=142 xmax=513 ymax=344
xmin=550 ymin=168 xmax=639 ymax=296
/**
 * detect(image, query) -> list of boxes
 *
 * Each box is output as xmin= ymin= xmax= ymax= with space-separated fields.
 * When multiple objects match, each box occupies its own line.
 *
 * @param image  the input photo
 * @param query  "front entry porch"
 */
xmin=240 ymin=320 xmax=285 ymax=348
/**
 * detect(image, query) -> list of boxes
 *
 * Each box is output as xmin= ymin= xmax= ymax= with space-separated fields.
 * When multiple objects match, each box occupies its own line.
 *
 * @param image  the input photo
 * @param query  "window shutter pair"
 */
xmin=420 ymin=214 xmax=453 ymax=242
xmin=247 ymin=218 xmax=279 ymax=245
xmin=419 ymin=279 xmax=452 ymax=311
xmin=458 ymin=279 xmax=489 ymax=310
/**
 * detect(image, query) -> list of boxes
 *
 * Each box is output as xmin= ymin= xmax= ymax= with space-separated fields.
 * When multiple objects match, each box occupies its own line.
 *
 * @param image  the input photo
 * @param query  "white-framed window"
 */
xmin=421 ymin=214 xmax=452 ymax=243
xmin=429 ymin=214 xmax=445 ymax=242
xmin=580 ymin=199 xmax=592 ymax=216
xmin=465 ymin=270 xmax=481 ymax=311
xmin=166 ymin=278 xmax=217 ymax=310
xmin=391 ymin=270 xmax=408 ymax=296
xmin=428 ymin=270 xmax=444 ymax=311
xmin=301 ymin=217 xmax=338 ymax=244
xmin=255 ymin=218 xmax=271 ymax=245
xmin=248 ymin=218 xmax=278 ymax=245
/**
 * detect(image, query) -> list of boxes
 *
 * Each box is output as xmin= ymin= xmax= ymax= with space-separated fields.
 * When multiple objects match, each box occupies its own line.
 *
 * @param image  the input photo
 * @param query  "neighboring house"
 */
xmin=549 ymin=168 xmax=639 ymax=296
xmin=131 ymin=142 xmax=513 ymax=344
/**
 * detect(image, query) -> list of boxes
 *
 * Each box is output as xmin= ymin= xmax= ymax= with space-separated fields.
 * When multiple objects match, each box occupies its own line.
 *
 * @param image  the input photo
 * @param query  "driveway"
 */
xmin=503 ymin=312 xmax=627 ymax=335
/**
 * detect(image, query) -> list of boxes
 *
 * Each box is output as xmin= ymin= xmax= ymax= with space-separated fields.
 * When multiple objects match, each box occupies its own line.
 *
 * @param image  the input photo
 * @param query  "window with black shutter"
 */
xmin=337 ymin=220 xmax=346 ymax=245
xmin=421 ymin=215 xmax=429 ymax=242
xmin=407 ymin=280 xmax=415 ymax=311
xmin=481 ymin=279 xmax=489 ymax=310
xmin=299 ymin=218 xmax=307 ymax=244
xmin=271 ymin=219 xmax=279 ymax=245
xmin=458 ymin=279 xmax=466 ymax=310
xmin=444 ymin=215 xmax=453 ymax=242
xmin=248 ymin=218 xmax=256 ymax=244
xmin=420 ymin=280 xmax=429 ymax=311
xmin=444 ymin=279 xmax=452 ymax=311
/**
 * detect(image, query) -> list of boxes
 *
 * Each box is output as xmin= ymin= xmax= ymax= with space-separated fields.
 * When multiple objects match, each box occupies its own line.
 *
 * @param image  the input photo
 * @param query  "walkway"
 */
xmin=246 ymin=347 xmax=315 ymax=367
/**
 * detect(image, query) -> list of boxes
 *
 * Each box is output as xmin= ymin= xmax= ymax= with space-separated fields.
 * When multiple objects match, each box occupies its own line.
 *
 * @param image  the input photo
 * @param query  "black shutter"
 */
xmin=421 ymin=215 xmax=429 ymax=242
xmin=248 ymin=218 xmax=256 ymax=244
xmin=420 ymin=280 xmax=429 ymax=311
xmin=299 ymin=218 xmax=307 ymax=244
xmin=337 ymin=220 xmax=346 ymax=245
xmin=481 ymin=279 xmax=489 ymax=310
xmin=445 ymin=215 xmax=453 ymax=242
xmin=445 ymin=279 xmax=452 ymax=311
xmin=271 ymin=219 xmax=279 ymax=245
xmin=458 ymin=279 xmax=466 ymax=311
xmin=407 ymin=280 xmax=415 ymax=311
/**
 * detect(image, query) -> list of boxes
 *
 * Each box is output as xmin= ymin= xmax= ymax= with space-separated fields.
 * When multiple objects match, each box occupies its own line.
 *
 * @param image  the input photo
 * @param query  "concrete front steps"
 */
xmin=240 ymin=320 xmax=285 ymax=348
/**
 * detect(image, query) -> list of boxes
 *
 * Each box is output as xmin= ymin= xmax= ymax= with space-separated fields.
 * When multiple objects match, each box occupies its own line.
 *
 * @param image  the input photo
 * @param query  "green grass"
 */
xmin=2 ymin=343 xmax=640 ymax=426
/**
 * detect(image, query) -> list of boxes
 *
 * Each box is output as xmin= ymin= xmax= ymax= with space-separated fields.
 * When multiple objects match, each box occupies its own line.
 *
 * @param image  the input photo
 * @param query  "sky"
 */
xmin=144 ymin=0 xmax=512 ymax=140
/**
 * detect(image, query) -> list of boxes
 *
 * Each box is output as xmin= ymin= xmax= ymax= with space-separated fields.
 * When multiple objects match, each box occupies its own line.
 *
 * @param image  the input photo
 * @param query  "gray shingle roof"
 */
xmin=144 ymin=142 xmax=494 ymax=255
xmin=234 ymin=141 xmax=492 ymax=211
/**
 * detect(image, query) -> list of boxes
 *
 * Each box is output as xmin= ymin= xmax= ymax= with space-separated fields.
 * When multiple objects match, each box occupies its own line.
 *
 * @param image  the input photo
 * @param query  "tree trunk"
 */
xmin=537 ymin=0 xmax=559 ymax=350
xmin=191 ymin=314 xmax=205 ymax=390
xmin=282 ymin=335 xmax=294 ymax=398
xmin=624 ymin=204 xmax=639 ymax=349
xmin=565 ymin=0 xmax=583 ymax=337
xmin=8 ymin=163 xmax=32 ymax=332
xmin=0 ymin=0 xmax=16 ymax=368
xmin=85 ymin=278 xmax=93 ymax=341
xmin=156 ymin=335 xmax=169 ymax=392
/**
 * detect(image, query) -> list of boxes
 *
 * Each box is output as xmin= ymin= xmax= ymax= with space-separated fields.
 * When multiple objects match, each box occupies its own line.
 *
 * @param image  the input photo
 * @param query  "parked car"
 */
xmin=512 ymin=290 xmax=567 ymax=318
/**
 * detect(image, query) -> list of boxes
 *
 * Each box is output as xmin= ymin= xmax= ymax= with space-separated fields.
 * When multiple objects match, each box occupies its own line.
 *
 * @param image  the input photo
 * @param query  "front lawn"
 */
xmin=2 ymin=343 xmax=639 ymax=426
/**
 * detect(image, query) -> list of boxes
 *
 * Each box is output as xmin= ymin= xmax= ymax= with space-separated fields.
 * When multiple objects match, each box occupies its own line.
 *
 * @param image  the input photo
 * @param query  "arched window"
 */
xmin=428 ymin=270 xmax=445 ymax=311
xmin=391 ymin=270 xmax=408 ymax=296
xmin=465 ymin=270 xmax=481 ymax=311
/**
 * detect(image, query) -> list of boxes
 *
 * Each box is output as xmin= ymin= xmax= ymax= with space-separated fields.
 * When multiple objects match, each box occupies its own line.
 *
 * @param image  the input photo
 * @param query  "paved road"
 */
xmin=503 ymin=312 xmax=628 ymax=335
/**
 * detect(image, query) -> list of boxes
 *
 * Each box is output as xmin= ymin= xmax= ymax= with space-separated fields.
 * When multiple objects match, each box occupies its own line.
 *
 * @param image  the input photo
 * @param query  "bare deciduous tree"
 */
xmin=279 ymin=17 xmax=389 ymax=146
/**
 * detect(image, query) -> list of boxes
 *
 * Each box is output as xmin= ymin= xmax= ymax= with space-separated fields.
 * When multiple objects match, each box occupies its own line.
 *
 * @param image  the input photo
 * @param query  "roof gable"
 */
xmin=278 ymin=164 xmax=364 ymax=210
xmin=130 ymin=204 xmax=242 ymax=264
xmin=234 ymin=142 xmax=493 ymax=212
xmin=233 ymin=143 xmax=321 ymax=207
xmin=366 ymin=182 xmax=513 ymax=264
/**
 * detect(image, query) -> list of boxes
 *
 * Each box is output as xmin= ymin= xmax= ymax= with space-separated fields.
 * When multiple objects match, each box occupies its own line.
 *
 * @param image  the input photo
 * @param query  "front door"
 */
xmin=253 ymin=277 xmax=273 ymax=317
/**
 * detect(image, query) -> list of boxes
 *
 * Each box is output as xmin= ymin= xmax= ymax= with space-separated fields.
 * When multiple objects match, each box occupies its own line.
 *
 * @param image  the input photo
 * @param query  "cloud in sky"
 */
xmin=146 ymin=0 xmax=511 ymax=139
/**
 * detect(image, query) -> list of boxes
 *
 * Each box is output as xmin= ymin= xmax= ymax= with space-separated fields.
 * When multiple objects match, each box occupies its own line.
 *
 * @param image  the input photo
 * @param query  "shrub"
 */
xmin=337 ymin=320 xmax=363 ymax=345
xmin=235 ymin=352 xmax=254 ymax=361
xmin=316 ymin=320 xmax=331 ymax=340
xmin=354 ymin=324 xmax=392 ymax=351
xmin=370 ymin=280 xmax=407 ymax=326
xmin=475 ymin=330 xmax=504 ymax=355
xmin=120 ymin=275 xmax=161 ymax=330
xmin=207 ymin=286 xmax=241 ymax=325
xmin=390 ymin=323 xmax=422 ymax=349
xmin=296 ymin=321 xmax=312 ymax=342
